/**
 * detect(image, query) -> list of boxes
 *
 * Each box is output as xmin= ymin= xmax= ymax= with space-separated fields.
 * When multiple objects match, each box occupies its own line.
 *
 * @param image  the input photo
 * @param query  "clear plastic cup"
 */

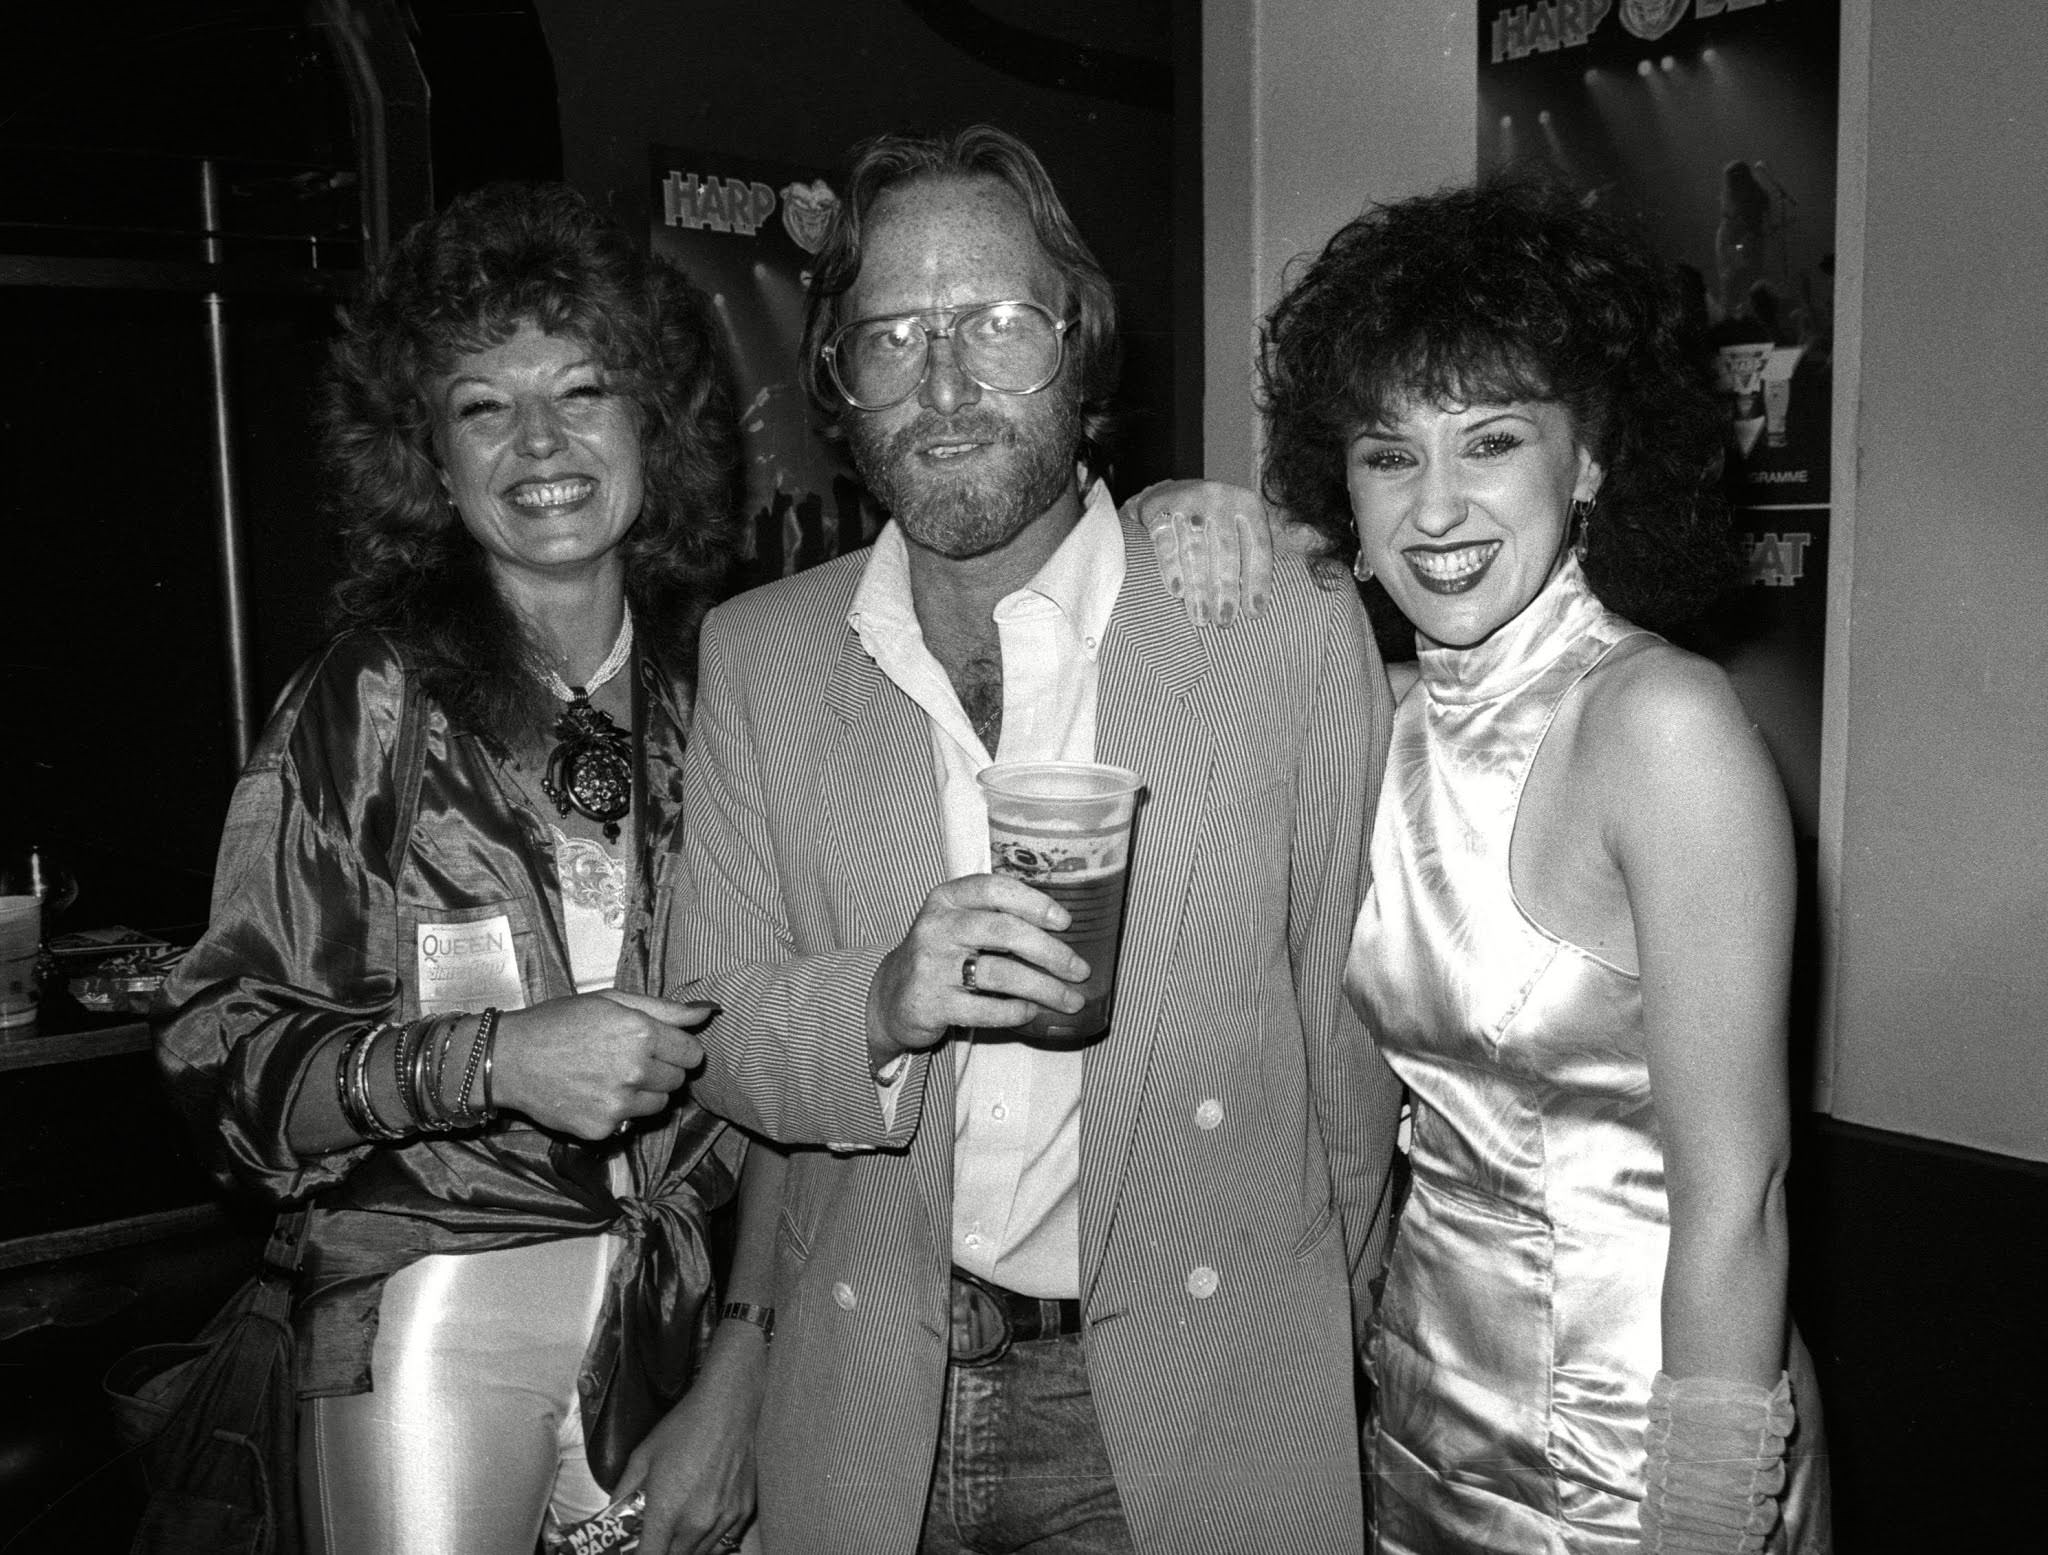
xmin=0 ymin=895 xmax=41 ymax=1030
xmin=976 ymin=762 xmax=1142 ymax=1043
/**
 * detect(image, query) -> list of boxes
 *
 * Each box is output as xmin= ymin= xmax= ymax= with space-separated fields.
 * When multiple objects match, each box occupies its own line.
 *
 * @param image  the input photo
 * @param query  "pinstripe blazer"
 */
xmin=675 ymin=515 xmax=1402 ymax=1555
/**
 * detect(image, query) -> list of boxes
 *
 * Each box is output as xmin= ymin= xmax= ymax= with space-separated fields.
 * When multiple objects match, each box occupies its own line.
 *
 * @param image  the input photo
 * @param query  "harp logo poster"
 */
xmin=651 ymin=145 xmax=882 ymax=593
xmin=1479 ymin=0 xmax=1838 ymax=831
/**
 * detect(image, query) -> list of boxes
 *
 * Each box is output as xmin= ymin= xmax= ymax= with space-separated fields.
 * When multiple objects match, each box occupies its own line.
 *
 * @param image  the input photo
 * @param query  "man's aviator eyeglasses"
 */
xmin=822 ymin=299 xmax=1072 ymax=411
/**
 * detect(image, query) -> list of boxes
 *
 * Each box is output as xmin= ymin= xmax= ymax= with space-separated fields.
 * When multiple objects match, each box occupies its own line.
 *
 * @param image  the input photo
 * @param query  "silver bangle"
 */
xmin=351 ymin=1022 xmax=406 ymax=1140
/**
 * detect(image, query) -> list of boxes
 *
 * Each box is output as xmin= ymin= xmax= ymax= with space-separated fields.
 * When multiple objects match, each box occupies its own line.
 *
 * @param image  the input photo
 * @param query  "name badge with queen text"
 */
xmin=415 ymin=915 xmax=526 ymax=1015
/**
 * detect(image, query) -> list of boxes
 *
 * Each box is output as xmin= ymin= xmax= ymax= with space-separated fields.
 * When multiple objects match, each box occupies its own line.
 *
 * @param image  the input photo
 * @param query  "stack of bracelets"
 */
xmin=335 ymin=1007 xmax=501 ymax=1140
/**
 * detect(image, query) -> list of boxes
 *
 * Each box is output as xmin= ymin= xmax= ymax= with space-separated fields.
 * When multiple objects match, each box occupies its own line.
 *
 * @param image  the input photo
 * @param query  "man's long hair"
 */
xmin=324 ymin=181 xmax=740 ymax=742
xmin=798 ymin=125 xmax=1120 ymax=481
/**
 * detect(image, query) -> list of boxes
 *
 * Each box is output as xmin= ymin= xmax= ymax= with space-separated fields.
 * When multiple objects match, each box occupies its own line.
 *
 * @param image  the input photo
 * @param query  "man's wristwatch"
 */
xmin=720 ymin=1301 xmax=775 ymax=1343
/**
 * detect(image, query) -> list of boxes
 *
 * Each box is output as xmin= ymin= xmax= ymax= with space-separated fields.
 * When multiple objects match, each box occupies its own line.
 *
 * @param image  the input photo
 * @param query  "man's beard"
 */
xmin=846 ymin=390 xmax=1082 ymax=561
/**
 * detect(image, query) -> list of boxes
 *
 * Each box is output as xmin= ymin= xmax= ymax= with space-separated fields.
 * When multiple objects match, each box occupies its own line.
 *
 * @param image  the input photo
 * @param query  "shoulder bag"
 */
xmin=103 ymin=647 xmax=430 ymax=1555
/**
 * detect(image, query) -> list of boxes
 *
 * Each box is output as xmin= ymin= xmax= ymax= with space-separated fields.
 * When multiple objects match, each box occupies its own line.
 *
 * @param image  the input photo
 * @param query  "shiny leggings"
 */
xmin=299 ymin=1234 xmax=619 ymax=1555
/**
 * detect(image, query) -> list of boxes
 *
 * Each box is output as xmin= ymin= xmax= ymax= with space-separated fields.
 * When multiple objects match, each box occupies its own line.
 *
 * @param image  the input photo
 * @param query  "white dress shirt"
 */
xmin=847 ymin=480 xmax=1125 ymax=1299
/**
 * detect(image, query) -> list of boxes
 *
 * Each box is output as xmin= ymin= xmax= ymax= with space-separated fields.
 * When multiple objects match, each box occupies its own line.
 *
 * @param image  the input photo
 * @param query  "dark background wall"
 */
xmin=533 ymin=0 xmax=1197 ymax=500
xmin=0 ymin=3 xmax=369 ymax=937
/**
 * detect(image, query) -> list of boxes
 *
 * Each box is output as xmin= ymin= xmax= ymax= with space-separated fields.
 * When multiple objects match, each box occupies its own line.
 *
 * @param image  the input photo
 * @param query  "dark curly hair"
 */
xmin=324 ymin=181 xmax=740 ymax=743
xmin=1259 ymin=173 xmax=1738 ymax=632
xmin=797 ymin=124 xmax=1120 ymax=481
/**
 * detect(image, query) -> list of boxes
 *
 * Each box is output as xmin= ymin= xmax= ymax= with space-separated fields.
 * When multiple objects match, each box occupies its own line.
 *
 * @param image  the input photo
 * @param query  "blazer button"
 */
xmin=833 ymin=1281 xmax=858 ymax=1311
xmin=1186 ymin=1265 xmax=1219 ymax=1299
xmin=1194 ymin=1098 xmax=1224 ymax=1130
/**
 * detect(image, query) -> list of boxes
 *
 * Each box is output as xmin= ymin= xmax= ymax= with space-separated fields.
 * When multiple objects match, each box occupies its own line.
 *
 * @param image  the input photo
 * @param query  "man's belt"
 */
xmin=948 ymin=1264 xmax=1083 ymax=1365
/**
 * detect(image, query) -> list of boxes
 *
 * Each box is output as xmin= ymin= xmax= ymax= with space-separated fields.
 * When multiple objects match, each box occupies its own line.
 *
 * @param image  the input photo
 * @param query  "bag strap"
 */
xmin=386 ymin=644 xmax=430 ymax=886
xmin=383 ymin=639 xmax=430 ymax=1012
xmin=262 ymin=1205 xmax=311 ymax=1278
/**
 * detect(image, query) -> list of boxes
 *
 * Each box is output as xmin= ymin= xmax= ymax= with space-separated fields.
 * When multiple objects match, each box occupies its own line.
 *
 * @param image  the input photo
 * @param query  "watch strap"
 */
xmin=721 ymin=1300 xmax=775 ymax=1342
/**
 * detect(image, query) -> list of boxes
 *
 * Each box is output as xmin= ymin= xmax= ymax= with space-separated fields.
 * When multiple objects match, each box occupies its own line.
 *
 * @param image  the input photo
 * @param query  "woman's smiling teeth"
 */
xmin=1404 ymin=540 xmax=1501 ymax=594
xmin=509 ymin=477 xmax=595 ymax=509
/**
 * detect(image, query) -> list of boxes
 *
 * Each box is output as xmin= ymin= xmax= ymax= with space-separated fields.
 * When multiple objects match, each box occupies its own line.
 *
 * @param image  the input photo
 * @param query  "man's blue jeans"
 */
xmin=918 ymin=1332 xmax=1134 ymax=1555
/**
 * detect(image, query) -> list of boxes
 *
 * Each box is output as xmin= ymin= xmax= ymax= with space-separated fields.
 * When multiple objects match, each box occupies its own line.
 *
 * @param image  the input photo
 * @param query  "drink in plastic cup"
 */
xmin=0 ymin=895 xmax=41 ymax=1030
xmin=976 ymin=761 xmax=1141 ymax=1043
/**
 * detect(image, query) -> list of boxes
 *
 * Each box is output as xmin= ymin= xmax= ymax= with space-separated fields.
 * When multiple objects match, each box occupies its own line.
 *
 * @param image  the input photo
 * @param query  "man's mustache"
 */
xmin=880 ymin=410 xmax=1019 ymax=465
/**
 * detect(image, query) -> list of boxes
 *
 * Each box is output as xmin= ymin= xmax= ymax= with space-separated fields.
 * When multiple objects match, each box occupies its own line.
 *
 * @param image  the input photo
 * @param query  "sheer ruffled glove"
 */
xmin=1638 ymin=1370 xmax=1795 ymax=1554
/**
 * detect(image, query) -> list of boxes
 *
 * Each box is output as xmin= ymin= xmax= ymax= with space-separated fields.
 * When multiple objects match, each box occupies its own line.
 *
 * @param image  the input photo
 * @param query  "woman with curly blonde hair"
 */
xmin=163 ymin=182 xmax=768 ymax=1555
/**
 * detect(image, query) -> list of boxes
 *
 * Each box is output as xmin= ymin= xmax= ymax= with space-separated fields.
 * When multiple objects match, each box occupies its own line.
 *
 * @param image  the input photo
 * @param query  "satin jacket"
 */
xmin=159 ymin=630 xmax=737 ymax=1476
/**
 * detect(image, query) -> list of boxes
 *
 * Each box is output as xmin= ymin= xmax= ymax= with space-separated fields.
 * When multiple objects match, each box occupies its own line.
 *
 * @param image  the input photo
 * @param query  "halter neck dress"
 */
xmin=1345 ymin=557 xmax=1827 ymax=1553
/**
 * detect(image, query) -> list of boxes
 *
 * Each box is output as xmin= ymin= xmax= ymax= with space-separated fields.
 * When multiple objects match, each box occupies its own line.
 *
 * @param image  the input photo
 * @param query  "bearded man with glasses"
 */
xmin=659 ymin=125 xmax=1403 ymax=1555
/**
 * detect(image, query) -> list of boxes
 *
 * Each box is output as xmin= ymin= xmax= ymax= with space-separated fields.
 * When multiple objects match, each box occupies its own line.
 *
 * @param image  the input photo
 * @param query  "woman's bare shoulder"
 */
xmin=1577 ymin=634 xmax=1785 ymax=836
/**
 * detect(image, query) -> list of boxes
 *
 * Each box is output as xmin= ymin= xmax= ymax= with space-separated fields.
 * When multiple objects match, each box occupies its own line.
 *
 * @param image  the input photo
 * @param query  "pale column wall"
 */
xmin=1818 ymin=0 xmax=2048 ymax=1159
xmin=1201 ymin=1 xmax=1476 ymax=486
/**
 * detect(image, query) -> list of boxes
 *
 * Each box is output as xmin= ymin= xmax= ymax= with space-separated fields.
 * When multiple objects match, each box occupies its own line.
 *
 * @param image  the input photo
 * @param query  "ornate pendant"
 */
xmin=542 ymin=698 xmax=633 ymax=843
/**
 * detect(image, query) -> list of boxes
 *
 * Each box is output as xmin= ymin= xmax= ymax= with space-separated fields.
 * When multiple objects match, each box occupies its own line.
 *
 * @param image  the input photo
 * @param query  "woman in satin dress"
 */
xmin=162 ymin=183 xmax=773 ymax=1555
xmin=1139 ymin=177 xmax=1830 ymax=1552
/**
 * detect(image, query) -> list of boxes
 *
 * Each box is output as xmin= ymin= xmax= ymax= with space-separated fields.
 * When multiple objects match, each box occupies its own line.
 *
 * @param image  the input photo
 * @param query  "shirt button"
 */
xmin=833 ymin=1281 xmax=857 ymax=1311
xmin=991 ymin=1103 xmax=1007 ymax=1121
xmin=1187 ymin=1266 xmax=1219 ymax=1300
xmin=964 ymin=1233 xmax=984 ymax=1250
xmin=1194 ymin=1099 xmax=1224 ymax=1130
